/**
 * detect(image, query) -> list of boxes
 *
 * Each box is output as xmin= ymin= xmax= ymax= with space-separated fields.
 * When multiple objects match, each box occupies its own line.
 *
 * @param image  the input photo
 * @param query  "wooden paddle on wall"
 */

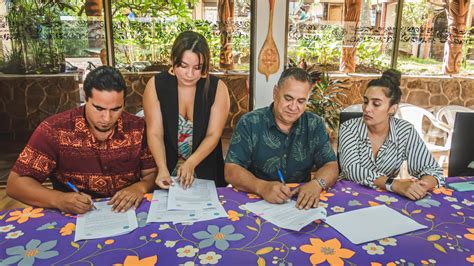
xmin=258 ymin=0 xmax=280 ymax=81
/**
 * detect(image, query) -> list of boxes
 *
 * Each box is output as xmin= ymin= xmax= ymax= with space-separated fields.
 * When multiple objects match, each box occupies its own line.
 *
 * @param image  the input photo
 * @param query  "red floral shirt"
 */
xmin=12 ymin=106 xmax=156 ymax=197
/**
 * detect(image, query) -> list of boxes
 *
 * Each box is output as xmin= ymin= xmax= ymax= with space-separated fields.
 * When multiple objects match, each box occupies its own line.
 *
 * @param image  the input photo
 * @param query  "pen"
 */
xmin=66 ymin=181 xmax=97 ymax=210
xmin=277 ymin=169 xmax=286 ymax=185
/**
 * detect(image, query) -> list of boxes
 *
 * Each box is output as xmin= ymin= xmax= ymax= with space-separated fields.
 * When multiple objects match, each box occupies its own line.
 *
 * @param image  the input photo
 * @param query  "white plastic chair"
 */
xmin=435 ymin=105 xmax=474 ymax=129
xmin=397 ymin=104 xmax=451 ymax=166
xmin=342 ymin=103 xmax=363 ymax=112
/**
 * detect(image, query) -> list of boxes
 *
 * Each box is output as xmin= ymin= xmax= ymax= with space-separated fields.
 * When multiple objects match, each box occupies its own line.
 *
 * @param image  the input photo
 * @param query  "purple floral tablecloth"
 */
xmin=0 ymin=177 xmax=473 ymax=265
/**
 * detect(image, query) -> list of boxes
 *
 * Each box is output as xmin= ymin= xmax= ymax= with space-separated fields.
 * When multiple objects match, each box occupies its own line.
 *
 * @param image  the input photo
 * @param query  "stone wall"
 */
xmin=332 ymin=74 xmax=474 ymax=108
xmin=2 ymin=72 xmax=473 ymax=141
xmin=0 ymin=74 xmax=80 ymax=140
xmin=122 ymin=72 xmax=249 ymax=129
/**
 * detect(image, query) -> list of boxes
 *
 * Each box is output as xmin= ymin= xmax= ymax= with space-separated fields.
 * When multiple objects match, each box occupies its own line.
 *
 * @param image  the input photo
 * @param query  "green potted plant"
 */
xmin=306 ymin=71 xmax=349 ymax=135
xmin=2 ymin=0 xmax=74 ymax=74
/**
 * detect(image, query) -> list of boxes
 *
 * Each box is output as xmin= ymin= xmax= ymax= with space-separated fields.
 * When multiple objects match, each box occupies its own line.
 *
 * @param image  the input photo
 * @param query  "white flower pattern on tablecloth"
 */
xmin=199 ymin=251 xmax=222 ymax=264
xmin=444 ymin=196 xmax=458 ymax=202
xmin=5 ymin=230 xmax=24 ymax=239
xmin=362 ymin=243 xmax=385 ymax=255
xmin=378 ymin=238 xmax=397 ymax=246
xmin=159 ymin=224 xmax=170 ymax=230
xmin=461 ymin=199 xmax=473 ymax=206
xmin=176 ymin=245 xmax=199 ymax=258
xmin=165 ymin=240 xmax=177 ymax=248
xmin=375 ymin=195 xmax=398 ymax=203
xmin=331 ymin=206 xmax=345 ymax=213
xmin=0 ymin=224 xmax=15 ymax=233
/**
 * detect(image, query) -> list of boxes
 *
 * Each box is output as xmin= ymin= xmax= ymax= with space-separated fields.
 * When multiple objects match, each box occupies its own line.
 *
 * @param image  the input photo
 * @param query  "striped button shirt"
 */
xmin=338 ymin=117 xmax=445 ymax=188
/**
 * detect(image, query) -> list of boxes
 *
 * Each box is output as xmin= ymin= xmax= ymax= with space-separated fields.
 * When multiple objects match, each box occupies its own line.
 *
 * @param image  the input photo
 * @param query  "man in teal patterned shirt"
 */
xmin=225 ymin=68 xmax=339 ymax=209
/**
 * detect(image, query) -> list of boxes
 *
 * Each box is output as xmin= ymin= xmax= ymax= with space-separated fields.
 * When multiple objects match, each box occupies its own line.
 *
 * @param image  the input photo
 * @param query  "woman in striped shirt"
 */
xmin=338 ymin=69 xmax=444 ymax=200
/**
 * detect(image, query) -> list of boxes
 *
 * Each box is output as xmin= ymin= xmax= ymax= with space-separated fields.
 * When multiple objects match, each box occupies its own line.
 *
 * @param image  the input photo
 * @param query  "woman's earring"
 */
xmin=201 ymin=73 xmax=208 ymax=78
xmin=168 ymin=67 xmax=175 ymax=76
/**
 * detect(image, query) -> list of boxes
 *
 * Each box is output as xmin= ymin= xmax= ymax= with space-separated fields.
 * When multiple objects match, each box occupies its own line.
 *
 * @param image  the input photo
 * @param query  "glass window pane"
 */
xmin=396 ymin=0 xmax=444 ymax=75
xmin=287 ymin=1 xmax=343 ymax=72
xmin=287 ymin=0 xmax=394 ymax=73
xmin=111 ymin=1 xmax=250 ymax=72
xmin=354 ymin=0 xmax=394 ymax=73
xmin=460 ymin=12 xmax=474 ymax=75
xmin=1 ymin=1 xmax=105 ymax=76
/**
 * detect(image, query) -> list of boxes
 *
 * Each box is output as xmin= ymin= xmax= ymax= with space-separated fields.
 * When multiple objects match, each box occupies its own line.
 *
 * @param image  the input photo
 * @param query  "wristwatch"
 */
xmin=385 ymin=178 xmax=395 ymax=192
xmin=315 ymin=178 xmax=327 ymax=190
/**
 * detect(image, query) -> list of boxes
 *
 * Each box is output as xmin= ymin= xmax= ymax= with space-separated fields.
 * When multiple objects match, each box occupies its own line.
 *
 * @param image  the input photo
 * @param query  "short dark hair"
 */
xmin=83 ymin=66 xmax=127 ymax=100
xmin=367 ymin=68 xmax=402 ymax=106
xmin=171 ymin=31 xmax=210 ymax=76
xmin=276 ymin=67 xmax=313 ymax=88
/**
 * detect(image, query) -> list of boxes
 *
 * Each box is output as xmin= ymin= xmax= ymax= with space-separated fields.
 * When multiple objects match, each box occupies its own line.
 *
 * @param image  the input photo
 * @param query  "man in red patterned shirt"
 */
xmin=7 ymin=66 xmax=157 ymax=214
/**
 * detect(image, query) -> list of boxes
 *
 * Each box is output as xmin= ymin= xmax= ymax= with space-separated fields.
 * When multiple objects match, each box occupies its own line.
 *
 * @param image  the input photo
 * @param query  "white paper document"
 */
xmin=168 ymin=178 xmax=221 ymax=210
xmin=174 ymin=202 xmax=228 ymax=224
xmin=74 ymin=201 xmax=138 ymax=242
xmin=147 ymin=189 xmax=228 ymax=224
xmin=325 ymin=205 xmax=427 ymax=244
xmin=146 ymin=190 xmax=200 ymax=223
xmin=243 ymin=200 xmax=327 ymax=231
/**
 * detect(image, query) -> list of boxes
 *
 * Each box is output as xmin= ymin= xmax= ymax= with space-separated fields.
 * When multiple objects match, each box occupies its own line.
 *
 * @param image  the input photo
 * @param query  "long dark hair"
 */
xmin=367 ymin=69 xmax=402 ymax=106
xmin=171 ymin=31 xmax=211 ymax=103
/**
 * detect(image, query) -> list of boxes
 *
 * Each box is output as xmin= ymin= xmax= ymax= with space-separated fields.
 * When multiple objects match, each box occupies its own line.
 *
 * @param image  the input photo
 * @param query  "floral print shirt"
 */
xmin=225 ymin=104 xmax=336 ymax=183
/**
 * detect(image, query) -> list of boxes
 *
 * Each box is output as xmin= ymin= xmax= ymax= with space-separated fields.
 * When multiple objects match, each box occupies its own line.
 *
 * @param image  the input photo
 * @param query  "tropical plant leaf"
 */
xmin=263 ymin=156 xmax=280 ymax=174
xmin=292 ymin=141 xmax=306 ymax=162
xmin=231 ymin=131 xmax=241 ymax=145
xmin=248 ymin=115 xmax=260 ymax=124
xmin=257 ymin=257 xmax=266 ymax=266
xmin=262 ymin=131 xmax=281 ymax=149
xmin=251 ymin=133 xmax=258 ymax=148
xmin=70 ymin=241 xmax=80 ymax=249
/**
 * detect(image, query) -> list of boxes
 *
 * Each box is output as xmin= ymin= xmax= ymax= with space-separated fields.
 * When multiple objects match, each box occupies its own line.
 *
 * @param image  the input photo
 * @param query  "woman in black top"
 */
xmin=143 ymin=31 xmax=230 ymax=188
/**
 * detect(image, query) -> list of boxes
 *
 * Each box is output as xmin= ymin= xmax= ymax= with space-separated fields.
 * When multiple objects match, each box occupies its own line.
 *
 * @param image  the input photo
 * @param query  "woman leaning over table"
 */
xmin=143 ymin=31 xmax=230 ymax=189
xmin=338 ymin=69 xmax=444 ymax=200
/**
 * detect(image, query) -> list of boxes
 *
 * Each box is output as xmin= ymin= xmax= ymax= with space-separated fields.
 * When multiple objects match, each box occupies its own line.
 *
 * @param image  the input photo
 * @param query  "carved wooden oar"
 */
xmin=258 ymin=0 xmax=280 ymax=81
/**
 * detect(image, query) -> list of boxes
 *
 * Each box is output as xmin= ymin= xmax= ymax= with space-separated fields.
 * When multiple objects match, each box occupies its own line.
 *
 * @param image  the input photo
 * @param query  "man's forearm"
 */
xmin=6 ymin=172 xmax=65 ymax=209
xmin=135 ymin=169 xmax=157 ymax=193
xmin=312 ymin=161 xmax=339 ymax=188
xmin=225 ymin=163 xmax=268 ymax=195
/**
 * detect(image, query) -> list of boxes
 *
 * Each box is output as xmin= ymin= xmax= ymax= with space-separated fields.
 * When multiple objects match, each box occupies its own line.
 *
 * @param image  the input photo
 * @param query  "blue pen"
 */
xmin=277 ymin=169 xmax=286 ymax=185
xmin=66 ymin=181 xmax=97 ymax=210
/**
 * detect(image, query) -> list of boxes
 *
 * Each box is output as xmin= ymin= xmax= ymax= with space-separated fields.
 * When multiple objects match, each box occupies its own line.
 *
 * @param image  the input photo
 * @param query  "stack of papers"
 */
xmin=243 ymin=200 xmax=327 ymax=231
xmin=146 ymin=178 xmax=228 ymax=224
xmin=74 ymin=201 xmax=138 ymax=242
xmin=325 ymin=205 xmax=427 ymax=244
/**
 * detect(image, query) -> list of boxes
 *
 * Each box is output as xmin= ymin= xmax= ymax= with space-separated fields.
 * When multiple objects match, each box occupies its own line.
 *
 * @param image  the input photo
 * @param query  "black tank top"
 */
xmin=154 ymin=71 xmax=226 ymax=187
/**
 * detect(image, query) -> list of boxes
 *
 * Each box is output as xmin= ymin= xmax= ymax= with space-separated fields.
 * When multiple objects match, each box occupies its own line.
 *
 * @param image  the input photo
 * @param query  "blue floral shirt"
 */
xmin=225 ymin=104 xmax=336 ymax=183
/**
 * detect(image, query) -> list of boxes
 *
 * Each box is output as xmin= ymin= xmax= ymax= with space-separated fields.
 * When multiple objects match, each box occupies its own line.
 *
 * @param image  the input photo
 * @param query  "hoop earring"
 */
xmin=168 ymin=67 xmax=175 ymax=76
